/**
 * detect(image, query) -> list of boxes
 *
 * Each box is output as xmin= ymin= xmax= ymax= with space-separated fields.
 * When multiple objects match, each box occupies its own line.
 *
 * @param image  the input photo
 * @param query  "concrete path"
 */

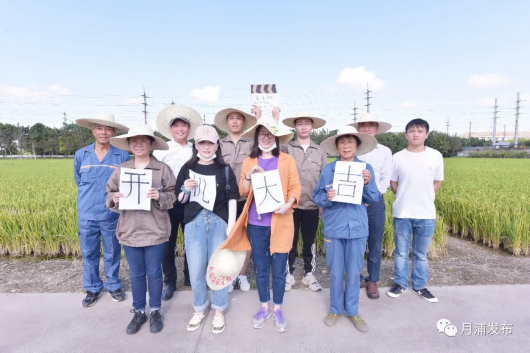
xmin=1 ymin=285 xmax=529 ymax=353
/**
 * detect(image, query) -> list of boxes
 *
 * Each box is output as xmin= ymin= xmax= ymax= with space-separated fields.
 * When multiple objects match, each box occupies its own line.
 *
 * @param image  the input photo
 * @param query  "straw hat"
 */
xmin=348 ymin=113 xmax=392 ymax=134
xmin=156 ymin=105 xmax=203 ymax=140
xmin=320 ymin=126 xmax=377 ymax=157
xmin=110 ymin=123 xmax=169 ymax=151
xmin=214 ymin=108 xmax=257 ymax=133
xmin=76 ymin=112 xmax=129 ymax=133
xmin=241 ymin=117 xmax=294 ymax=144
xmin=282 ymin=111 xmax=326 ymax=129
xmin=207 ymin=241 xmax=247 ymax=290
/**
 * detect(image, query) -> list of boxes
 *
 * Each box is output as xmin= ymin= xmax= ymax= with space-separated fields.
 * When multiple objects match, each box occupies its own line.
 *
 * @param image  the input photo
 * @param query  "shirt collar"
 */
xmin=87 ymin=142 xmax=120 ymax=155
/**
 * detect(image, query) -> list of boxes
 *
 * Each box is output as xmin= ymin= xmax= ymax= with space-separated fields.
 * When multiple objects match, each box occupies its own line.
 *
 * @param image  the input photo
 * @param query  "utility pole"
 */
xmin=468 ymin=122 xmax=472 ymax=142
xmin=171 ymin=95 xmax=175 ymax=105
xmin=515 ymin=92 xmax=521 ymax=148
xmin=142 ymin=87 xmax=149 ymax=124
xmin=62 ymin=111 xmax=67 ymax=125
xmin=364 ymin=84 xmax=372 ymax=113
xmin=352 ymin=102 xmax=359 ymax=122
xmin=503 ymin=125 xmax=506 ymax=141
xmin=445 ymin=118 xmax=450 ymax=135
xmin=203 ymin=115 xmax=206 ymax=124
xmin=492 ymin=98 xmax=498 ymax=148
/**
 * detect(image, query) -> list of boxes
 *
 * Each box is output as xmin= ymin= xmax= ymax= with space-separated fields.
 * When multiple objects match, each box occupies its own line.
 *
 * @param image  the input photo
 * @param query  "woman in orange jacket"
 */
xmin=223 ymin=116 xmax=301 ymax=333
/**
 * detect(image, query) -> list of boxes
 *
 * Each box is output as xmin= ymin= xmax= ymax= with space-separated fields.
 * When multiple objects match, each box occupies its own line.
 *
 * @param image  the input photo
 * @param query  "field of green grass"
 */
xmin=1 ymin=158 xmax=527 ymax=258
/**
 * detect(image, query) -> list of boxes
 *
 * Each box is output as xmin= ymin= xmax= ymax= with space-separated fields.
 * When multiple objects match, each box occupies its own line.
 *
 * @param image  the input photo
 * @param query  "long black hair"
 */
xmin=184 ymin=142 xmax=226 ymax=169
xmin=249 ymin=125 xmax=280 ymax=158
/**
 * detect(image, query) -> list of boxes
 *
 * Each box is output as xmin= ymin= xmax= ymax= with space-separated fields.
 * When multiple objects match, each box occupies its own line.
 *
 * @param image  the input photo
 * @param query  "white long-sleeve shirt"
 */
xmin=357 ymin=143 xmax=392 ymax=195
xmin=152 ymin=140 xmax=193 ymax=178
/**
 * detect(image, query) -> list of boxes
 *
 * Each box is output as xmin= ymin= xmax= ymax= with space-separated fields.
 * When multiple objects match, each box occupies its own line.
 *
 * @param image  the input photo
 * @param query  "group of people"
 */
xmin=73 ymin=103 xmax=444 ymax=335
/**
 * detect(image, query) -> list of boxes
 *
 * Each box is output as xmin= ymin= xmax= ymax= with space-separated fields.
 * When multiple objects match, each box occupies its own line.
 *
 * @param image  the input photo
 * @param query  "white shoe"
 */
xmin=228 ymin=279 xmax=235 ymax=293
xmin=212 ymin=313 xmax=225 ymax=334
xmin=187 ymin=312 xmax=206 ymax=332
xmin=285 ymin=274 xmax=295 ymax=291
xmin=302 ymin=272 xmax=322 ymax=292
xmin=238 ymin=275 xmax=250 ymax=292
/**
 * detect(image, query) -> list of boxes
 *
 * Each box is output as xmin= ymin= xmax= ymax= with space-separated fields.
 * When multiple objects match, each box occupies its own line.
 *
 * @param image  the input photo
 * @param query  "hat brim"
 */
xmin=349 ymin=121 xmax=392 ymax=135
xmin=76 ymin=118 xmax=129 ymax=133
xmin=156 ymin=105 xmax=203 ymax=141
xmin=207 ymin=241 xmax=247 ymax=290
xmin=241 ymin=120 xmax=294 ymax=144
xmin=110 ymin=134 xmax=169 ymax=151
xmin=214 ymin=108 xmax=257 ymax=134
xmin=320 ymin=132 xmax=377 ymax=157
xmin=282 ymin=116 xmax=326 ymax=129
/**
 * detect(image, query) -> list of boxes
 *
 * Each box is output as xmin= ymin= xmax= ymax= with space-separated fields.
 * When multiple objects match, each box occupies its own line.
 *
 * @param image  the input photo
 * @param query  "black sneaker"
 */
xmin=412 ymin=288 xmax=438 ymax=303
xmin=82 ymin=291 xmax=101 ymax=307
xmin=162 ymin=284 xmax=176 ymax=300
xmin=127 ymin=310 xmax=147 ymax=334
xmin=386 ymin=283 xmax=406 ymax=298
xmin=149 ymin=310 xmax=164 ymax=333
xmin=108 ymin=288 xmax=127 ymax=302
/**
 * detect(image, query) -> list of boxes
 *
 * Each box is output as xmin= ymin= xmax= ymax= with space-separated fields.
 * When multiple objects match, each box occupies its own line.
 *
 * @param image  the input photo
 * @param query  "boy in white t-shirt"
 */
xmin=387 ymin=119 xmax=444 ymax=303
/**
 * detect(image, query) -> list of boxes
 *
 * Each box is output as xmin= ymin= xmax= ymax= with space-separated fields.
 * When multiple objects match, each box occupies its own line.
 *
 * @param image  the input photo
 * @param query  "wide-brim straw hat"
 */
xmin=282 ymin=111 xmax=326 ymax=129
xmin=348 ymin=113 xmax=392 ymax=134
xmin=214 ymin=108 xmax=257 ymax=133
xmin=320 ymin=126 xmax=377 ymax=157
xmin=241 ymin=117 xmax=294 ymax=144
xmin=110 ymin=123 xmax=169 ymax=151
xmin=76 ymin=112 xmax=129 ymax=133
xmin=207 ymin=241 xmax=247 ymax=290
xmin=156 ymin=104 xmax=203 ymax=140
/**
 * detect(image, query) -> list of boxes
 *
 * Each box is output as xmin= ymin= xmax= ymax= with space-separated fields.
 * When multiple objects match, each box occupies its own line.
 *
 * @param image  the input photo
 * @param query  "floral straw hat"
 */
xmin=281 ymin=111 xmax=326 ymax=129
xmin=214 ymin=108 xmax=257 ymax=134
xmin=320 ymin=126 xmax=377 ymax=157
xmin=348 ymin=113 xmax=392 ymax=134
xmin=110 ymin=123 xmax=169 ymax=151
xmin=76 ymin=112 xmax=129 ymax=133
xmin=207 ymin=241 xmax=247 ymax=290
xmin=241 ymin=117 xmax=294 ymax=144
xmin=155 ymin=104 xmax=203 ymax=140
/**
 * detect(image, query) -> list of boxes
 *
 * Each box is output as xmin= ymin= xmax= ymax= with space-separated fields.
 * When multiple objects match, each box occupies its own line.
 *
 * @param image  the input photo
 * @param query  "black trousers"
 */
xmin=288 ymin=208 xmax=320 ymax=274
xmin=162 ymin=207 xmax=189 ymax=285
xmin=365 ymin=196 xmax=386 ymax=282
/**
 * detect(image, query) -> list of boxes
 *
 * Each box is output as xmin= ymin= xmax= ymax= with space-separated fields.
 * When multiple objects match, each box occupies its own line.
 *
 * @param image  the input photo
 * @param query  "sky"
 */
xmin=0 ymin=0 xmax=529 ymax=135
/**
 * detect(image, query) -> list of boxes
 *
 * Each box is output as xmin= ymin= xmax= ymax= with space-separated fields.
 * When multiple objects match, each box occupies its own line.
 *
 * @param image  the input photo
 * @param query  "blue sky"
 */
xmin=1 ymin=0 xmax=529 ymax=135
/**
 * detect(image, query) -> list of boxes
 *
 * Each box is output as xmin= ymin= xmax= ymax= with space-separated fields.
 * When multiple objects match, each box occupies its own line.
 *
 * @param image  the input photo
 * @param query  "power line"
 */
xmin=142 ymin=87 xmax=149 ymax=124
xmin=364 ymin=84 xmax=372 ymax=113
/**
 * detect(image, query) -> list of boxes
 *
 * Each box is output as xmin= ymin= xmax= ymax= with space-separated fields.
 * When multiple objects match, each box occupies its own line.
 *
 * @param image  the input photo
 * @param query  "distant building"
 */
xmin=457 ymin=131 xmax=530 ymax=141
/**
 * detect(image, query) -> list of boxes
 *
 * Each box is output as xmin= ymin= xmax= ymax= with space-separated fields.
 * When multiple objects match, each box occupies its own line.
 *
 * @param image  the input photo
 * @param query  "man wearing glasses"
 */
xmin=350 ymin=114 xmax=393 ymax=300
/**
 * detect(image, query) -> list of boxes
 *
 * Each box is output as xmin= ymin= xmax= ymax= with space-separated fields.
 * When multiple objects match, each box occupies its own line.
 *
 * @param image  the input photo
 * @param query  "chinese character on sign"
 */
xmin=251 ymin=169 xmax=285 ymax=214
xmin=119 ymin=168 xmax=152 ymax=211
xmin=332 ymin=161 xmax=366 ymax=205
xmin=189 ymin=170 xmax=216 ymax=211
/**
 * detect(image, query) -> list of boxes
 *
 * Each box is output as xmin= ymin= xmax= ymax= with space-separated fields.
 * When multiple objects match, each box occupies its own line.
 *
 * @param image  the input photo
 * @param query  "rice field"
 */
xmin=1 ymin=158 xmax=526 ymax=258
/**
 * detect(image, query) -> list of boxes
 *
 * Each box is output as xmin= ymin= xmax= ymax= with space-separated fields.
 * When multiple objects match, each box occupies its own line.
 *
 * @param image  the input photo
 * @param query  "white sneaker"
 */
xmin=228 ymin=279 xmax=235 ymax=293
xmin=285 ymin=274 xmax=295 ymax=291
xmin=187 ymin=312 xmax=206 ymax=332
xmin=238 ymin=275 xmax=250 ymax=292
xmin=302 ymin=272 xmax=322 ymax=292
xmin=212 ymin=313 xmax=225 ymax=334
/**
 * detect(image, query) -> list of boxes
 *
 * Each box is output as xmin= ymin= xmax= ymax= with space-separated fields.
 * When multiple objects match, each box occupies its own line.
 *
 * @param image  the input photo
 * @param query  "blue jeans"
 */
xmin=365 ymin=197 xmax=386 ymax=282
xmin=324 ymin=237 xmax=366 ymax=317
xmin=185 ymin=210 xmax=228 ymax=312
xmin=393 ymin=218 xmax=436 ymax=290
xmin=247 ymin=224 xmax=288 ymax=305
xmin=78 ymin=218 xmax=122 ymax=293
xmin=122 ymin=243 xmax=166 ymax=312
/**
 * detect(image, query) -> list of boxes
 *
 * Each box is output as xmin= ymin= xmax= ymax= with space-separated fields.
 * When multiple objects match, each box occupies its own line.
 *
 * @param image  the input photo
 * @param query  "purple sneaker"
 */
xmin=272 ymin=309 xmax=287 ymax=333
xmin=252 ymin=307 xmax=271 ymax=329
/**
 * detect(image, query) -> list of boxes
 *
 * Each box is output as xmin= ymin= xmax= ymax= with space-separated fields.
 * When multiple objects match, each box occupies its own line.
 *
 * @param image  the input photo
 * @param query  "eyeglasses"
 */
xmin=359 ymin=122 xmax=378 ymax=128
xmin=258 ymin=132 xmax=274 ymax=139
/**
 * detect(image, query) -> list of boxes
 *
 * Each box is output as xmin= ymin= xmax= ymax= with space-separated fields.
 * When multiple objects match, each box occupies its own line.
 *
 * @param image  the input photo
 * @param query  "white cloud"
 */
xmin=190 ymin=85 xmax=221 ymax=103
xmin=126 ymin=97 xmax=143 ymax=104
xmin=0 ymin=84 xmax=70 ymax=96
xmin=397 ymin=101 xmax=416 ymax=108
xmin=476 ymin=98 xmax=496 ymax=107
xmin=336 ymin=66 xmax=386 ymax=90
xmin=322 ymin=84 xmax=338 ymax=93
xmin=467 ymin=73 xmax=509 ymax=88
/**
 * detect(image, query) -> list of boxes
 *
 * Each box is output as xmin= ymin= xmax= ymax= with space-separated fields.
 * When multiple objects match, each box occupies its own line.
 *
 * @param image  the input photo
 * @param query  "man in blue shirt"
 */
xmin=74 ymin=112 xmax=130 ymax=307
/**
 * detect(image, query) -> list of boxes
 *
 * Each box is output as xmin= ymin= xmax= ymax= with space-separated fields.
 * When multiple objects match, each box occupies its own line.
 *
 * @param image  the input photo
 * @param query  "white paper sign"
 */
xmin=189 ymin=170 xmax=216 ymax=211
xmin=119 ymin=168 xmax=153 ymax=210
xmin=332 ymin=161 xmax=366 ymax=205
xmin=251 ymin=84 xmax=280 ymax=114
xmin=251 ymin=169 xmax=285 ymax=214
